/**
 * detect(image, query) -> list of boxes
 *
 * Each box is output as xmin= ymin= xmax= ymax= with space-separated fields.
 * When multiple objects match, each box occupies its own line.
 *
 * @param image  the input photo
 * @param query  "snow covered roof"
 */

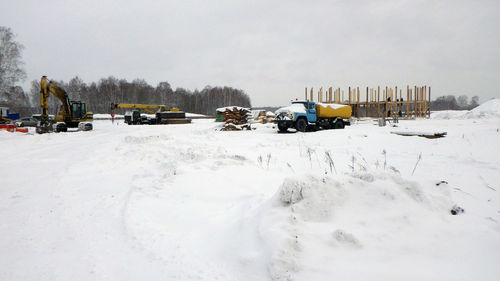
xmin=216 ymin=106 xmax=249 ymax=113
xmin=275 ymin=103 xmax=307 ymax=114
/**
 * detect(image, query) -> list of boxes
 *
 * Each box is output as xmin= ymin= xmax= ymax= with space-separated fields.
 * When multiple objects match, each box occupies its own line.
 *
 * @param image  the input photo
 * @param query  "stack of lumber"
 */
xmin=252 ymin=110 xmax=276 ymax=124
xmin=217 ymin=106 xmax=252 ymax=131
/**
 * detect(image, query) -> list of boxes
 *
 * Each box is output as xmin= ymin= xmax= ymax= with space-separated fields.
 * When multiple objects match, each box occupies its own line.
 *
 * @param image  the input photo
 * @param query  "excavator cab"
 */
xmin=71 ymin=101 xmax=87 ymax=120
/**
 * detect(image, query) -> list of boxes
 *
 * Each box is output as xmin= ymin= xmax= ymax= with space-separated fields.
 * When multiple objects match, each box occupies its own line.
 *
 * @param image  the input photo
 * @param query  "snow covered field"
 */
xmin=1 ymin=101 xmax=500 ymax=281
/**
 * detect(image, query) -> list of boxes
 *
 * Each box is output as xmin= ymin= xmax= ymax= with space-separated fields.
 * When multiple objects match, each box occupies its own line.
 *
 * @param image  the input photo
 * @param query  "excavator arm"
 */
xmin=40 ymin=76 xmax=71 ymax=121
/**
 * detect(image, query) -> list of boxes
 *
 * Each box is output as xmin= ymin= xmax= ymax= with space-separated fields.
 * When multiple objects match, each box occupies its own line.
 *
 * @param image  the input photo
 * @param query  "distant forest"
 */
xmin=430 ymin=95 xmax=479 ymax=111
xmin=0 ymin=76 xmax=252 ymax=116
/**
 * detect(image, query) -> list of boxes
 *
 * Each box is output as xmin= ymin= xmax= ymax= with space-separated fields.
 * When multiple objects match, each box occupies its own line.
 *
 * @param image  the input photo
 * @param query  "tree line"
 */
xmin=1 ymin=26 xmax=251 ymax=117
xmin=430 ymin=95 xmax=479 ymax=111
xmin=2 ymin=77 xmax=252 ymax=117
xmin=22 ymin=76 xmax=251 ymax=116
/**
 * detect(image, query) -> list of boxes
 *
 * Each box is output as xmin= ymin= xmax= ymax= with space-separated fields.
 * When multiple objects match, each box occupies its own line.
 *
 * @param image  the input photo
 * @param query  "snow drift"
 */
xmin=431 ymin=99 xmax=500 ymax=119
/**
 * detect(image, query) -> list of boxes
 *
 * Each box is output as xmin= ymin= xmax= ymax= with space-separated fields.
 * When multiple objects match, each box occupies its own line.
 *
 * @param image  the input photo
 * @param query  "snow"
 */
xmin=465 ymin=99 xmax=500 ymax=119
xmin=186 ymin=112 xmax=206 ymax=118
xmin=275 ymin=103 xmax=306 ymax=115
xmin=1 ymin=114 xmax=500 ymax=281
xmin=430 ymin=110 xmax=469 ymax=120
xmin=216 ymin=106 xmax=248 ymax=113
xmin=431 ymin=99 xmax=500 ymax=119
xmin=316 ymin=102 xmax=348 ymax=110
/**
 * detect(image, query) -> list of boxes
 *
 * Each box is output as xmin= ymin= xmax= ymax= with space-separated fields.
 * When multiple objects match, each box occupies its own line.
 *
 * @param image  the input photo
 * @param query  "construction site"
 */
xmin=304 ymin=85 xmax=431 ymax=119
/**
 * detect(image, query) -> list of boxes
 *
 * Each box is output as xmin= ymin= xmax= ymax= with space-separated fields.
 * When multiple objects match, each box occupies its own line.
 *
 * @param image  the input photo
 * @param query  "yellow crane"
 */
xmin=37 ymin=76 xmax=93 ymax=134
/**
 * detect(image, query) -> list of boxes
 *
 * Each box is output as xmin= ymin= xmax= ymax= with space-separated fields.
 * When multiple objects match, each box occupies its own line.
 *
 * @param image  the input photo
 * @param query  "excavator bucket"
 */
xmin=36 ymin=118 xmax=54 ymax=134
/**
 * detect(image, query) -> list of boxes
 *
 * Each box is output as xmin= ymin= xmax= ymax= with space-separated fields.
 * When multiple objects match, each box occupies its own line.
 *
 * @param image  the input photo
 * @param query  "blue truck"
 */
xmin=274 ymin=100 xmax=352 ymax=133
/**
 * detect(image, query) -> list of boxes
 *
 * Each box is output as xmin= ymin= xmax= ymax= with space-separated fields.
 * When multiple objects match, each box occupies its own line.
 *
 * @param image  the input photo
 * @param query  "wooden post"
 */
xmin=415 ymin=87 xmax=417 ymax=117
xmin=348 ymin=87 xmax=351 ymax=105
xmin=310 ymin=87 xmax=313 ymax=102
xmin=414 ymin=86 xmax=417 ymax=117
xmin=366 ymin=87 xmax=369 ymax=118
xmin=305 ymin=87 xmax=308 ymax=101
xmin=428 ymin=86 xmax=431 ymax=118
xmin=384 ymin=88 xmax=388 ymax=117
xmin=419 ymin=87 xmax=421 ymax=117
xmin=406 ymin=85 xmax=409 ymax=118
xmin=420 ymin=87 xmax=423 ymax=118
xmin=423 ymin=86 xmax=427 ymax=118
xmin=410 ymin=88 xmax=413 ymax=117
xmin=377 ymin=86 xmax=380 ymax=117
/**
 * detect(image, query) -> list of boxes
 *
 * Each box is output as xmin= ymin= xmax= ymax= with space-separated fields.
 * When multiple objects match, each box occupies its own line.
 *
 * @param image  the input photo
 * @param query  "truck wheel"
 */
xmin=334 ymin=119 xmax=344 ymax=129
xmin=295 ymin=118 xmax=307 ymax=132
xmin=278 ymin=123 xmax=288 ymax=133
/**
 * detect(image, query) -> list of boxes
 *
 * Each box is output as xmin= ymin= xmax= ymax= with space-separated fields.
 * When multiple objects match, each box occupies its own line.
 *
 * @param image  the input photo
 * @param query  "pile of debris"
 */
xmin=217 ymin=106 xmax=252 ymax=131
xmin=252 ymin=110 xmax=276 ymax=124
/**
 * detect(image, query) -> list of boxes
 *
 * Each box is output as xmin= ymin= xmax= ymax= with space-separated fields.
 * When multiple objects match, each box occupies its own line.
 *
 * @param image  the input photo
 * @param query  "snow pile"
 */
xmin=430 ymin=110 xmax=468 ymax=119
xmin=216 ymin=106 xmax=247 ymax=113
xmin=249 ymin=170 xmax=457 ymax=280
xmin=431 ymin=99 xmax=500 ymax=119
xmin=275 ymin=103 xmax=306 ymax=115
xmin=463 ymin=99 xmax=500 ymax=119
xmin=186 ymin=112 xmax=206 ymax=118
xmin=316 ymin=102 xmax=348 ymax=110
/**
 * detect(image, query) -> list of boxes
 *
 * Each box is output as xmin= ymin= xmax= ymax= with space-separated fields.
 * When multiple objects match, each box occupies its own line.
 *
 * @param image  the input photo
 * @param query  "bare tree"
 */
xmin=0 ymin=26 xmax=26 ymax=93
xmin=469 ymin=96 xmax=479 ymax=109
xmin=457 ymin=95 xmax=469 ymax=109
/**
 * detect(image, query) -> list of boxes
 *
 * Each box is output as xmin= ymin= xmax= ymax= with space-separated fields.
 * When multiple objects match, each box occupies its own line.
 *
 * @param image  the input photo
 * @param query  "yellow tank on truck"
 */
xmin=315 ymin=103 xmax=352 ymax=119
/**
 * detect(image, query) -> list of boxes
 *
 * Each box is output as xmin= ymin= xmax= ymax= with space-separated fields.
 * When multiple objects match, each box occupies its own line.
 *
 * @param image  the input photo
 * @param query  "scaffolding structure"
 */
xmin=305 ymin=86 xmax=431 ymax=118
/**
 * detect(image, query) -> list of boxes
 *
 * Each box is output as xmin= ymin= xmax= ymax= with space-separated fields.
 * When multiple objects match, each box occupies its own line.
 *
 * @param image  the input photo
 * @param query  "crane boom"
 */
xmin=110 ymin=103 xmax=178 ymax=114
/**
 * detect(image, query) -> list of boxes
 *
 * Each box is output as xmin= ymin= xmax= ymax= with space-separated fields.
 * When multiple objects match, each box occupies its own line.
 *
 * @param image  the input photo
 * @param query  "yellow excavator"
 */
xmin=36 ymin=76 xmax=93 ymax=134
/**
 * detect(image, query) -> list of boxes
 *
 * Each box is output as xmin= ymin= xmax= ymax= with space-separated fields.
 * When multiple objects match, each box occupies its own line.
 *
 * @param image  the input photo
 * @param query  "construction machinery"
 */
xmin=110 ymin=103 xmax=190 ymax=125
xmin=274 ymin=100 xmax=351 ymax=133
xmin=37 ymin=76 xmax=93 ymax=134
xmin=110 ymin=103 xmax=179 ymax=114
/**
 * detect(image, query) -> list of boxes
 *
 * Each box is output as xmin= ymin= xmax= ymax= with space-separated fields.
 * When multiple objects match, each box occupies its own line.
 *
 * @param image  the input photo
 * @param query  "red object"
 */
xmin=0 ymin=124 xmax=28 ymax=133
xmin=111 ymin=113 xmax=115 ymax=118
xmin=0 ymin=124 xmax=15 ymax=131
xmin=15 ymin=128 xmax=28 ymax=133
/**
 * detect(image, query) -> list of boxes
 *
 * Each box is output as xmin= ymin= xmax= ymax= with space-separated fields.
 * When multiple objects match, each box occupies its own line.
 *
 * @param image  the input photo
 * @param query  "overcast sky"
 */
xmin=1 ymin=0 xmax=499 ymax=106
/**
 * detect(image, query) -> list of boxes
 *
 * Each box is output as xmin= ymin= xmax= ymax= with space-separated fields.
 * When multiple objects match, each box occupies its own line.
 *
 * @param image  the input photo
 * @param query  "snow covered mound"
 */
xmin=463 ymin=99 xmax=500 ymax=119
xmin=431 ymin=99 xmax=500 ymax=119
xmin=255 ymin=172 xmax=456 ymax=280
xmin=430 ymin=110 xmax=468 ymax=119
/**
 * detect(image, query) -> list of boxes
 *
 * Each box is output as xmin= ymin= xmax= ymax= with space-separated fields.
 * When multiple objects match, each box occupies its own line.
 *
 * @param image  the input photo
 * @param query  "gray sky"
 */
xmin=1 ymin=0 xmax=499 ymax=106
